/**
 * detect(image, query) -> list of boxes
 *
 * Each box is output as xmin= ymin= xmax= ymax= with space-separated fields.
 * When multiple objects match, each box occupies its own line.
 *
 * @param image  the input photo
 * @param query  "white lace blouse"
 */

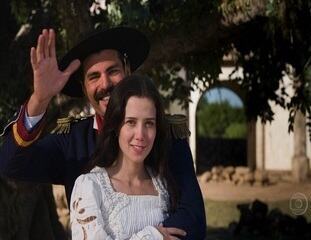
xmin=70 ymin=166 xmax=169 ymax=240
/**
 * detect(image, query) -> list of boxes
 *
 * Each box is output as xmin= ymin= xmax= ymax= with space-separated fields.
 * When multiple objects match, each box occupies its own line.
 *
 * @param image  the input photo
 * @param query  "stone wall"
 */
xmin=198 ymin=166 xmax=293 ymax=186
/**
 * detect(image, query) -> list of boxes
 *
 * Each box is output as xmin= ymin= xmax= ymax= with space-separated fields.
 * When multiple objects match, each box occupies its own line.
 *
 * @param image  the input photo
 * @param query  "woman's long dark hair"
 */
xmin=86 ymin=74 xmax=179 ymax=212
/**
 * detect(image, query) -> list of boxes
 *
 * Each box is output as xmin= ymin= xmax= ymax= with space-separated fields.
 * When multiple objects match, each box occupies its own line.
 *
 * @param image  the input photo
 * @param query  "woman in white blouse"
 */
xmin=70 ymin=75 xmax=186 ymax=240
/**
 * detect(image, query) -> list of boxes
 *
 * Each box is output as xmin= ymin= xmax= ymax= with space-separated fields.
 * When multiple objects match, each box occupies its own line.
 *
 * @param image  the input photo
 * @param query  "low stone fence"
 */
xmin=198 ymin=166 xmax=293 ymax=186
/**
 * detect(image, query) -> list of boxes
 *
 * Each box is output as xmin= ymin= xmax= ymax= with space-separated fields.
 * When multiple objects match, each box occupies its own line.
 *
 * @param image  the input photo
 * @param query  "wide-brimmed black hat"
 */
xmin=59 ymin=26 xmax=150 ymax=97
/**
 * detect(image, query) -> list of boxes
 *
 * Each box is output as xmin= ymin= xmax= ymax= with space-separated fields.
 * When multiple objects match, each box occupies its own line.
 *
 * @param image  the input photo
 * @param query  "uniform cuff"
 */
xmin=12 ymin=103 xmax=45 ymax=147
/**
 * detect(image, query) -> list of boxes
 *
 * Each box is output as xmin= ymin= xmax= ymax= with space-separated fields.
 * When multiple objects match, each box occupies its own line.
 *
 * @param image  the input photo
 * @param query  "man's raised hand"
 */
xmin=28 ymin=29 xmax=80 ymax=116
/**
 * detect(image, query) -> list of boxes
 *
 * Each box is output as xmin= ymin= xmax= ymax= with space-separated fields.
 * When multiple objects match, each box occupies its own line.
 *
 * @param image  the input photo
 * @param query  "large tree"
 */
xmin=1 ymin=0 xmax=310 ymax=135
xmin=0 ymin=0 xmax=310 ymax=237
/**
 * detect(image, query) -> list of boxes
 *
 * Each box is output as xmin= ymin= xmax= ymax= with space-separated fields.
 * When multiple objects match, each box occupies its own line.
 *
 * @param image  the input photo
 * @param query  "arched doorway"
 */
xmin=195 ymin=87 xmax=247 ymax=174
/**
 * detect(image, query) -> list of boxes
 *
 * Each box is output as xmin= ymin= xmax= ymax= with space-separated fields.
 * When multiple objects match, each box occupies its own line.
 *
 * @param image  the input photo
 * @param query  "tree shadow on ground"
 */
xmin=206 ymin=199 xmax=311 ymax=240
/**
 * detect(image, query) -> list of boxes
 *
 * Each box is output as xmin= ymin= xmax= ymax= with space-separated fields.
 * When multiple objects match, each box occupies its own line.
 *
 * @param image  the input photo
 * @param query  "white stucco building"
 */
xmin=167 ymin=66 xmax=311 ymax=179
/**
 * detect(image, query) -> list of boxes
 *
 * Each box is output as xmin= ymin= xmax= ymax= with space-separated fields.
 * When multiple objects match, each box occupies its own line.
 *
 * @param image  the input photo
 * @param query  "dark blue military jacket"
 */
xmin=0 ymin=111 xmax=206 ymax=239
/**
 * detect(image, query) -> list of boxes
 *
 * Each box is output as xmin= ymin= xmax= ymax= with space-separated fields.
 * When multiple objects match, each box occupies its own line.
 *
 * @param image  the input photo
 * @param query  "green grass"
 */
xmin=205 ymin=199 xmax=244 ymax=227
xmin=204 ymin=199 xmax=311 ymax=228
xmin=204 ymin=199 xmax=311 ymax=240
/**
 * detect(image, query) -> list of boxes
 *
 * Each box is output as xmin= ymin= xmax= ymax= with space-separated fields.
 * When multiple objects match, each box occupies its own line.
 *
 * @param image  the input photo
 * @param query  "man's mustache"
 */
xmin=94 ymin=86 xmax=114 ymax=102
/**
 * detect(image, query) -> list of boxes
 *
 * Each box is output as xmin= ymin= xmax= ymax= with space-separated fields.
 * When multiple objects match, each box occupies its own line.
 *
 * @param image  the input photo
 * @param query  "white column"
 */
xmin=292 ymin=111 xmax=310 ymax=182
xmin=188 ymin=83 xmax=202 ymax=170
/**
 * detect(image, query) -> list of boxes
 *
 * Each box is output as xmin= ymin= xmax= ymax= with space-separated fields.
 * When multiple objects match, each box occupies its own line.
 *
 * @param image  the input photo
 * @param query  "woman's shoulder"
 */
xmin=89 ymin=166 xmax=115 ymax=193
xmin=74 ymin=167 xmax=108 ymax=189
xmin=71 ymin=168 xmax=111 ymax=205
xmin=90 ymin=165 xmax=107 ymax=174
xmin=74 ymin=172 xmax=99 ymax=190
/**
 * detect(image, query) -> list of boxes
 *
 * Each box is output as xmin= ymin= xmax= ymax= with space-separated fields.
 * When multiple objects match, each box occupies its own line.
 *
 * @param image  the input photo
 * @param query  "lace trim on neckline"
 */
xmin=90 ymin=166 xmax=169 ymax=238
xmin=91 ymin=166 xmax=169 ymax=206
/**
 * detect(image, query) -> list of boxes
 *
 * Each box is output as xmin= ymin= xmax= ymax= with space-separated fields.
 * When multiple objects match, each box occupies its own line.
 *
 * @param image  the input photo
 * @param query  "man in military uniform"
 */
xmin=0 ymin=27 xmax=206 ymax=239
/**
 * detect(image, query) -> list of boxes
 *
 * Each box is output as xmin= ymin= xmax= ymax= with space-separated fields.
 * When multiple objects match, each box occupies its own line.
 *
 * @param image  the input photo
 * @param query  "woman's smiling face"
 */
xmin=117 ymin=96 xmax=156 ymax=165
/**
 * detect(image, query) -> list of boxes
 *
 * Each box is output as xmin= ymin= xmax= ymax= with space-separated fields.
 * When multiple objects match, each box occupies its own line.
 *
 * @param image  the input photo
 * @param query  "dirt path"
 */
xmin=199 ymin=180 xmax=311 ymax=202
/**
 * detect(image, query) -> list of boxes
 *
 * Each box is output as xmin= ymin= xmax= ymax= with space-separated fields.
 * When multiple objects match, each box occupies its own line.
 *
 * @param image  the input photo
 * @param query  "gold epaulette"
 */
xmin=51 ymin=114 xmax=93 ymax=134
xmin=166 ymin=114 xmax=191 ymax=139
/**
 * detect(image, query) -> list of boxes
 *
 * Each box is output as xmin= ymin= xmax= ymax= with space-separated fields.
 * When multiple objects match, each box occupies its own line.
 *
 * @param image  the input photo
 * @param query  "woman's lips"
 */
xmin=130 ymin=144 xmax=146 ymax=154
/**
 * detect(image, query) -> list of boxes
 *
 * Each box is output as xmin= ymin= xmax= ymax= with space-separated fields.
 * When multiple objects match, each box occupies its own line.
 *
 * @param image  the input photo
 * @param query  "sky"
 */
xmin=204 ymin=87 xmax=243 ymax=107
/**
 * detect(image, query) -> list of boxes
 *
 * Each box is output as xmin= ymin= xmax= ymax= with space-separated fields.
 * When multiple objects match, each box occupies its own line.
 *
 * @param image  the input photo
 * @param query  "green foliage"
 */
xmin=149 ymin=64 xmax=193 ymax=109
xmin=234 ymin=0 xmax=310 ymax=120
xmin=0 ymin=0 xmax=64 ymax=130
xmin=10 ymin=0 xmax=51 ymax=24
xmin=96 ymin=0 xmax=310 ymax=131
xmin=196 ymin=98 xmax=246 ymax=139
xmin=95 ymin=0 xmax=223 ymax=110
xmin=224 ymin=122 xmax=247 ymax=138
xmin=1 ymin=0 xmax=310 ymax=137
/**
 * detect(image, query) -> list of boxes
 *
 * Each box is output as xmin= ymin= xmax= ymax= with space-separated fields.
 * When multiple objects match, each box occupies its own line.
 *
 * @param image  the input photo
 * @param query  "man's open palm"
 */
xmin=30 ymin=29 xmax=80 ymax=102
